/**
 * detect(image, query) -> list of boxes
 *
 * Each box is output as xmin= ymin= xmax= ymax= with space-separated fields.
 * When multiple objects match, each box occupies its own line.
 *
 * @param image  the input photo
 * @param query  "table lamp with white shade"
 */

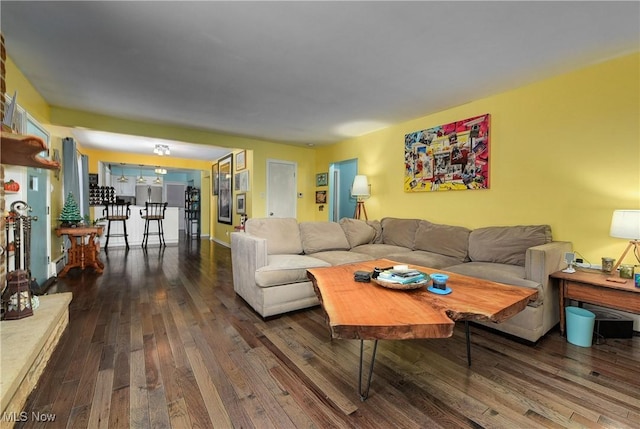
xmin=352 ymin=175 xmax=370 ymax=220
xmin=609 ymin=209 xmax=640 ymax=273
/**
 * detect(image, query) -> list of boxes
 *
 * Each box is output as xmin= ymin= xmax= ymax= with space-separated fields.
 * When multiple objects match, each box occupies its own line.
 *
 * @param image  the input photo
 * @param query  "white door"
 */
xmin=266 ymin=160 xmax=296 ymax=218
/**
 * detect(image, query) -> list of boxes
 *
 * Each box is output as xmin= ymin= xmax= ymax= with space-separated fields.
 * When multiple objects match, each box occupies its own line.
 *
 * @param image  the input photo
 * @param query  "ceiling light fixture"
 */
xmin=154 ymin=167 xmax=167 ymax=175
xmin=136 ymin=165 xmax=146 ymax=183
xmin=153 ymin=176 xmax=162 ymax=184
xmin=154 ymin=144 xmax=170 ymax=156
xmin=117 ymin=163 xmax=128 ymax=183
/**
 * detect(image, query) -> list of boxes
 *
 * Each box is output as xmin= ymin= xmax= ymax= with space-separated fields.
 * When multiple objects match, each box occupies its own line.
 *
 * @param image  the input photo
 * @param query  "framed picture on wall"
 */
xmin=236 ymin=193 xmax=246 ymax=214
xmin=234 ymin=170 xmax=249 ymax=191
xmin=212 ymin=163 xmax=219 ymax=196
xmin=316 ymin=172 xmax=328 ymax=187
xmin=217 ymin=154 xmax=233 ymax=224
xmin=236 ymin=150 xmax=246 ymax=171
xmin=315 ymin=190 xmax=327 ymax=204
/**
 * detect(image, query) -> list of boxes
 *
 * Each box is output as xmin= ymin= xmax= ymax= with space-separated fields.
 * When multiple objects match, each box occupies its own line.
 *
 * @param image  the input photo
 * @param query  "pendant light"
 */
xmin=153 ymin=176 xmax=162 ymax=184
xmin=117 ymin=163 xmax=128 ymax=183
xmin=136 ymin=165 xmax=146 ymax=183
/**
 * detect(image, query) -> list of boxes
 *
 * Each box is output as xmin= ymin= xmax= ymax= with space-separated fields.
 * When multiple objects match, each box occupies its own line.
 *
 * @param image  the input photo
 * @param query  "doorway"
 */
xmin=25 ymin=115 xmax=51 ymax=285
xmin=266 ymin=160 xmax=297 ymax=218
xmin=328 ymin=159 xmax=358 ymax=222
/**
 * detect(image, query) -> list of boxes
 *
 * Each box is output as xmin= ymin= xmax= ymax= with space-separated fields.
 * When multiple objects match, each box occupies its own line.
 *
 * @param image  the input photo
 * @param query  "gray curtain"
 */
xmin=81 ymin=154 xmax=89 ymax=218
xmin=62 ymin=137 xmax=80 ymax=210
xmin=62 ymin=138 xmax=90 ymax=219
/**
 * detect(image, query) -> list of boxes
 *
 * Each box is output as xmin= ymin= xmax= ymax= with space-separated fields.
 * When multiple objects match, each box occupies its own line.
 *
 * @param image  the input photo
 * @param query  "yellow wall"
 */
xmin=316 ymin=52 xmax=640 ymax=266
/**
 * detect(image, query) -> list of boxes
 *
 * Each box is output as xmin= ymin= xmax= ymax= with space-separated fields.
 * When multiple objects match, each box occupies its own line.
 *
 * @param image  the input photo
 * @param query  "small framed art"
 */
xmin=236 ymin=193 xmax=246 ymax=214
xmin=315 ymin=190 xmax=327 ymax=204
xmin=236 ymin=150 xmax=246 ymax=171
xmin=316 ymin=172 xmax=328 ymax=187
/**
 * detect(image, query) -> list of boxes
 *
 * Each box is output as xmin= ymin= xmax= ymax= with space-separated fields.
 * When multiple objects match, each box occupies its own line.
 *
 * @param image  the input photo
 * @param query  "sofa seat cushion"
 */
xmin=381 ymin=218 xmax=421 ymax=248
xmin=414 ymin=220 xmax=470 ymax=261
xmin=245 ymin=218 xmax=303 ymax=255
xmin=299 ymin=221 xmax=350 ymax=254
xmin=308 ymin=250 xmax=374 ymax=266
xmin=444 ymin=262 xmax=543 ymax=306
xmin=468 ymin=225 xmax=552 ymax=266
xmin=387 ymin=250 xmax=464 ymax=270
xmin=350 ymin=243 xmax=413 ymax=259
xmin=255 ymin=255 xmax=330 ymax=288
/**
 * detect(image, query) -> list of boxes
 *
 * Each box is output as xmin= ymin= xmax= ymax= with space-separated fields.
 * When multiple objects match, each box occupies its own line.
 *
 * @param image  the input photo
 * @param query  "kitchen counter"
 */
xmin=91 ymin=205 xmax=180 ymax=248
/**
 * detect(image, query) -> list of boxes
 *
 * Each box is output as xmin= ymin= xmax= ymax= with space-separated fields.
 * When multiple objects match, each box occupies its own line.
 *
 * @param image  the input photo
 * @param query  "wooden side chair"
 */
xmin=103 ymin=201 xmax=131 ymax=250
xmin=140 ymin=202 xmax=168 ymax=248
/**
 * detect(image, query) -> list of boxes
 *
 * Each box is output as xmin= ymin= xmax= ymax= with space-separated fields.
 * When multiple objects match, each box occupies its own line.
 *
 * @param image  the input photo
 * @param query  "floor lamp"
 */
xmin=352 ymin=175 xmax=370 ymax=220
xmin=609 ymin=210 xmax=640 ymax=274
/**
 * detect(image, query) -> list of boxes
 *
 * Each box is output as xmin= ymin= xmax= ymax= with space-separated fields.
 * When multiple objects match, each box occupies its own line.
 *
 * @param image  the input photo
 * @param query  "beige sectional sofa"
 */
xmin=231 ymin=217 xmax=572 ymax=342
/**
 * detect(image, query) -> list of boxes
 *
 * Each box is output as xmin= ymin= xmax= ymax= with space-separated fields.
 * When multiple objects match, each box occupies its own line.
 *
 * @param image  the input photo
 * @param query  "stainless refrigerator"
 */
xmin=135 ymin=185 xmax=163 ymax=204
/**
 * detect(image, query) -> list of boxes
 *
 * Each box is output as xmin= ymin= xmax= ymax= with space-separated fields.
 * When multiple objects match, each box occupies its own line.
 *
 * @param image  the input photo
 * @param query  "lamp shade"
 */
xmin=351 ymin=175 xmax=370 ymax=197
xmin=610 ymin=210 xmax=640 ymax=239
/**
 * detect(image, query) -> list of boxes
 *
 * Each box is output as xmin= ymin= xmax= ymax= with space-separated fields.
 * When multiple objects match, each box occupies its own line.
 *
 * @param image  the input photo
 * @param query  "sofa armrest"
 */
xmin=525 ymin=241 xmax=573 ymax=331
xmin=231 ymin=232 xmax=268 ymax=297
xmin=525 ymin=241 xmax=572 ymax=286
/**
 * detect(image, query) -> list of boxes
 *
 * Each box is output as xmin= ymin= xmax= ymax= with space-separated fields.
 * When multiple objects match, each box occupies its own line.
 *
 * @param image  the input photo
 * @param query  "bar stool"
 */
xmin=103 ymin=201 xmax=131 ymax=250
xmin=140 ymin=202 xmax=168 ymax=248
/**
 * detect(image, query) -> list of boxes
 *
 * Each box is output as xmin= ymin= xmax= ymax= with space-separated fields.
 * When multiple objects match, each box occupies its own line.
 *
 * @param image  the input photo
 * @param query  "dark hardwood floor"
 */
xmin=16 ymin=238 xmax=640 ymax=428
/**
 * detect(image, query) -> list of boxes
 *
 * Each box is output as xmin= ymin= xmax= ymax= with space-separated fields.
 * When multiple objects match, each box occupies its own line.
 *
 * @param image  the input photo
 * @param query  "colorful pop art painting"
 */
xmin=404 ymin=114 xmax=490 ymax=192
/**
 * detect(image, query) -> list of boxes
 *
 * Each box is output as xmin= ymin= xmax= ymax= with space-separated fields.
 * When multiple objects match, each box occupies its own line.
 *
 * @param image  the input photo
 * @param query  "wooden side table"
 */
xmin=55 ymin=226 xmax=104 ymax=277
xmin=550 ymin=269 xmax=640 ymax=336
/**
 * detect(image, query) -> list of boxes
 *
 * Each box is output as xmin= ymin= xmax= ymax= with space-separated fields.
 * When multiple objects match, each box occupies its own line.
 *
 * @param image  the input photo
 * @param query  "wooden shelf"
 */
xmin=1 ymin=131 xmax=60 ymax=170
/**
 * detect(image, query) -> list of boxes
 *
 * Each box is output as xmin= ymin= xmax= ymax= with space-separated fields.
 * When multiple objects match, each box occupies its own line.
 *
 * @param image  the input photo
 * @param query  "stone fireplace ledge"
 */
xmin=0 ymin=292 xmax=73 ymax=417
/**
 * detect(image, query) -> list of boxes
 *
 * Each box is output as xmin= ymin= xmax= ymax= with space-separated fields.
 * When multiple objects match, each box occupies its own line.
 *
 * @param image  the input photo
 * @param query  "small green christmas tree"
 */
xmin=59 ymin=192 xmax=82 ymax=226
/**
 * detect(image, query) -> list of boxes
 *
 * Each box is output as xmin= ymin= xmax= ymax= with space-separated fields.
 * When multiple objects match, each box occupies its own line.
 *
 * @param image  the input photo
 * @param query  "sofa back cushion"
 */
xmin=245 ymin=218 xmax=303 ymax=255
xmin=339 ymin=218 xmax=376 ymax=248
xmin=366 ymin=220 xmax=383 ymax=244
xmin=414 ymin=220 xmax=470 ymax=261
xmin=381 ymin=217 xmax=421 ymax=248
xmin=468 ymin=225 xmax=552 ymax=266
xmin=299 ymin=222 xmax=350 ymax=254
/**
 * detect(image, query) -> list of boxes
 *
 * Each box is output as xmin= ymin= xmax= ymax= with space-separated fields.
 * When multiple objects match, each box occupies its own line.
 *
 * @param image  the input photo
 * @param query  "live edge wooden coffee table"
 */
xmin=307 ymin=258 xmax=537 ymax=400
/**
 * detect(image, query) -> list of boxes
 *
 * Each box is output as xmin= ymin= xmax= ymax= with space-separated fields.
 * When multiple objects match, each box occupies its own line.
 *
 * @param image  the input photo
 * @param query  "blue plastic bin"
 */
xmin=565 ymin=306 xmax=595 ymax=347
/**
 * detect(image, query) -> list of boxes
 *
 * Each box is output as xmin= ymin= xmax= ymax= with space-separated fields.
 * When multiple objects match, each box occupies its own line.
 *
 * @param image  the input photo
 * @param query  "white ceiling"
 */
xmin=2 ymin=1 xmax=639 ymax=158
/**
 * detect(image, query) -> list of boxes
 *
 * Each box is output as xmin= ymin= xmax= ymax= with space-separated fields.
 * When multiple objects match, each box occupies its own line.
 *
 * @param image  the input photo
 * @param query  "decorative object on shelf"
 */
xmin=2 ymin=90 xmax=17 ymax=130
xmin=602 ymin=257 xmax=615 ymax=273
xmin=236 ymin=193 xmax=246 ymax=214
xmin=315 ymin=190 xmax=327 ymax=204
xmin=404 ymin=113 xmax=490 ymax=192
xmin=234 ymin=170 xmax=249 ymax=191
xmin=619 ymin=264 xmax=634 ymax=279
xmin=1 ymin=131 xmax=61 ymax=170
xmin=351 ymin=175 xmax=370 ymax=220
xmin=153 ymin=144 xmax=170 ymax=156
xmin=236 ymin=150 xmax=246 ymax=171
xmin=316 ymin=172 xmax=328 ymax=187
xmin=59 ymin=192 xmax=83 ymax=226
xmin=2 ymin=270 xmax=34 ymax=320
xmin=3 ymin=179 xmax=20 ymax=192
xmin=217 ymin=154 xmax=233 ymax=225
xmin=609 ymin=209 xmax=640 ymax=274
xmin=212 ymin=163 xmax=219 ymax=196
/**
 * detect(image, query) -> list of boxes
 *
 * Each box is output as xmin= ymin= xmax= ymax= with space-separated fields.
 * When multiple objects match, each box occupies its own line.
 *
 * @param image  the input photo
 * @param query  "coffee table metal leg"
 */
xmin=465 ymin=321 xmax=472 ymax=367
xmin=358 ymin=340 xmax=378 ymax=401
